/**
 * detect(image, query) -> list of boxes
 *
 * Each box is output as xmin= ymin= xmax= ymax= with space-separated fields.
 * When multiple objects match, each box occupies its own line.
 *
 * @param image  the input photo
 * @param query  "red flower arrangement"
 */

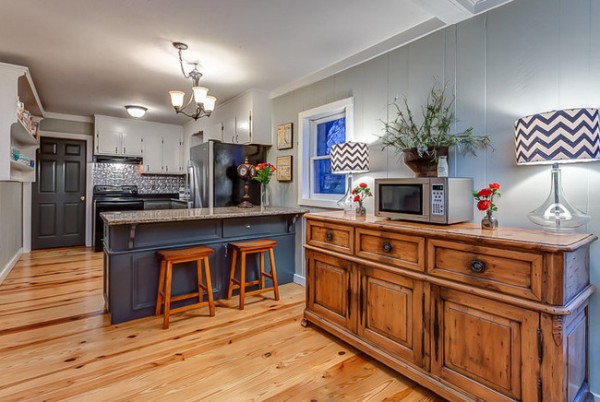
xmin=253 ymin=162 xmax=276 ymax=184
xmin=352 ymin=182 xmax=372 ymax=209
xmin=473 ymin=182 xmax=501 ymax=212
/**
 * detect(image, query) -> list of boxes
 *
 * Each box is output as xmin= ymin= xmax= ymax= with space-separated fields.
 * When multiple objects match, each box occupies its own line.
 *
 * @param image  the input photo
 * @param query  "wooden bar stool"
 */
xmin=227 ymin=239 xmax=280 ymax=310
xmin=155 ymin=245 xmax=215 ymax=329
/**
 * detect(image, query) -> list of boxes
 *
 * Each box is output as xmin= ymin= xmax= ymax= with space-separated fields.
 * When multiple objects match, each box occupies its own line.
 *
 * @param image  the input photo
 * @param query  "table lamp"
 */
xmin=330 ymin=142 xmax=369 ymax=214
xmin=514 ymin=108 xmax=600 ymax=232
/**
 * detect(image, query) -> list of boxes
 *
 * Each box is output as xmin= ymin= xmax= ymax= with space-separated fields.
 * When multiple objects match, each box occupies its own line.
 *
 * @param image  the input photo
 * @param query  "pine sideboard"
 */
xmin=303 ymin=212 xmax=596 ymax=402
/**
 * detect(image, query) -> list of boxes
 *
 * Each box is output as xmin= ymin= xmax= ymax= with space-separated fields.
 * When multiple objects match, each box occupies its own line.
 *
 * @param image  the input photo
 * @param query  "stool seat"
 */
xmin=157 ymin=245 xmax=214 ymax=262
xmin=228 ymin=239 xmax=279 ymax=310
xmin=155 ymin=245 xmax=216 ymax=329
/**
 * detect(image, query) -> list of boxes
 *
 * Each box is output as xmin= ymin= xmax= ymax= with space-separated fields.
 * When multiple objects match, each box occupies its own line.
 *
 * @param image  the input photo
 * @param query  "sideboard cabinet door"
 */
xmin=431 ymin=286 xmax=540 ymax=402
xmin=306 ymin=251 xmax=356 ymax=332
xmin=357 ymin=266 xmax=426 ymax=368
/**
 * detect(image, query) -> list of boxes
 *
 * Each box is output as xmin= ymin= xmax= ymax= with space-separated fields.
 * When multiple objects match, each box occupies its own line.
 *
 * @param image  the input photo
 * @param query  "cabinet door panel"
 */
xmin=432 ymin=287 xmax=539 ymax=402
xmin=121 ymin=131 xmax=143 ymax=156
xmin=142 ymin=134 xmax=163 ymax=173
xmin=96 ymin=130 xmax=121 ymax=155
xmin=162 ymin=134 xmax=181 ymax=174
xmin=306 ymin=251 xmax=355 ymax=331
xmin=358 ymin=267 xmax=424 ymax=367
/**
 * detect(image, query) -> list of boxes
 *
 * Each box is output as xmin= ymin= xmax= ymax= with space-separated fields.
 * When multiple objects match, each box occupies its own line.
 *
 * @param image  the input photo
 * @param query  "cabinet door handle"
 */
xmin=123 ymin=147 xmax=126 ymax=154
xmin=166 ymin=166 xmax=168 ymax=172
xmin=325 ymin=231 xmax=333 ymax=241
xmin=146 ymin=164 xmax=149 ymax=172
xmin=470 ymin=259 xmax=486 ymax=273
xmin=382 ymin=241 xmax=392 ymax=253
xmin=245 ymin=224 xmax=251 ymax=229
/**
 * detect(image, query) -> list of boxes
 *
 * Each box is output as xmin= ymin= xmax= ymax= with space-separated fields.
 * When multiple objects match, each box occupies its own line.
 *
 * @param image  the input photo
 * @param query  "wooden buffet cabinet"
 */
xmin=303 ymin=212 xmax=596 ymax=402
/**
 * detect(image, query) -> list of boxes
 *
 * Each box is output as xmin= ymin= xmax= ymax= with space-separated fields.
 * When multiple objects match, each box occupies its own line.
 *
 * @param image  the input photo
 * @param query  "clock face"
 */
xmin=237 ymin=164 xmax=249 ymax=177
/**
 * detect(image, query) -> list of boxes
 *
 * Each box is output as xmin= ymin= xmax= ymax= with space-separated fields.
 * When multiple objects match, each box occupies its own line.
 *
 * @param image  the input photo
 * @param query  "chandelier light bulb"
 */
xmin=169 ymin=90 xmax=185 ymax=108
xmin=204 ymin=96 xmax=216 ymax=112
xmin=192 ymin=86 xmax=208 ymax=104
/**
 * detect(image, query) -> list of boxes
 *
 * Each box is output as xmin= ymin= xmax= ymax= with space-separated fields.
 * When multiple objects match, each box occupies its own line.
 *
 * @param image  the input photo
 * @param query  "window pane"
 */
xmin=316 ymin=117 xmax=346 ymax=156
xmin=313 ymin=159 xmax=345 ymax=194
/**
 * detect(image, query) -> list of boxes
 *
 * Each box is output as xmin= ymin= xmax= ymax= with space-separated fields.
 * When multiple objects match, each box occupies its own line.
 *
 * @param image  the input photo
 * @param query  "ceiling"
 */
xmin=0 ymin=0 xmax=512 ymax=125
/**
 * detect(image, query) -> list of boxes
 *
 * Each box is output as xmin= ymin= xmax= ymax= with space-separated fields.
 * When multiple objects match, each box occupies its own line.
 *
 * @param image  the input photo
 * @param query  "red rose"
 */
xmin=477 ymin=188 xmax=492 ymax=197
xmin=489 ymin=183 xmax=500 ymax=190
xmin=359 ymin=183 xmax=367 ymax=188
xmin=477 ymin=200 xmax=491 ymax=211
xmin=353 ymin=195 xmax=361 ymax=202
xmin=351 ymin=188 xmax=357 ymax=194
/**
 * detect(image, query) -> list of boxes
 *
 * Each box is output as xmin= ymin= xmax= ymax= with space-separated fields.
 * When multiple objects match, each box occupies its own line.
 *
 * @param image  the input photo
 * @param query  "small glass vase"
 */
xmin=481 ymin=209 xmax=498 ymax=230
xmin=356 ymin=202 xmax=366 ymax=216
xmin=260 ymin=183 xmax=269 ymax=212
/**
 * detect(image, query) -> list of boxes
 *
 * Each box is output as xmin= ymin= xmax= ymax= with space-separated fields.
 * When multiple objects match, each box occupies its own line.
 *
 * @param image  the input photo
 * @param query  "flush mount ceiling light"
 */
xmin=125 ymin=105 xmax=147 ymax=118
xmin=168 ymin=42 xmax=216 ymax=121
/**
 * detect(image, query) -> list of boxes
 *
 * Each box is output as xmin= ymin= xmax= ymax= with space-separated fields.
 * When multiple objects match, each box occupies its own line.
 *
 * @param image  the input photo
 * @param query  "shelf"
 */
xmin=11 ymin=121 xmax=38 ymax=146
xmin=10 ymin=159 xmax=34 ymax=172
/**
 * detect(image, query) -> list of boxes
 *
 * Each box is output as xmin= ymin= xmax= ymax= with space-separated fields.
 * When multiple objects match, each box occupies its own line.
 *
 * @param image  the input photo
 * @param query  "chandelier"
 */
xmin=168 ymin=42 xmax=216 ymax=120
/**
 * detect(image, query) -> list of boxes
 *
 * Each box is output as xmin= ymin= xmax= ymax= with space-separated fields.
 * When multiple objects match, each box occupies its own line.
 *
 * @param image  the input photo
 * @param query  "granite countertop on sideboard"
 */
xmin=101 ymin=206 xmax=309 ymax=225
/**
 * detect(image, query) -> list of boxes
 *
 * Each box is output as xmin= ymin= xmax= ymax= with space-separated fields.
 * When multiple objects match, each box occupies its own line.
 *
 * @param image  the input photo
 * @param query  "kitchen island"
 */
xmin=101 ymin=207 xmax=307 ymax=324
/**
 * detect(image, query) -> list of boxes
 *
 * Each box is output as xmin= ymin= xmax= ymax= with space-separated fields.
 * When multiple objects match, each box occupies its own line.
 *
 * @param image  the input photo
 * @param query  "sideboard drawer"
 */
xmin=427 ymin=239 xmax=543 ymax=301
xmin=307 ymin=221 xmax=354 ymax=255
xmin=356 ymin=228 xmax=425 ymax=272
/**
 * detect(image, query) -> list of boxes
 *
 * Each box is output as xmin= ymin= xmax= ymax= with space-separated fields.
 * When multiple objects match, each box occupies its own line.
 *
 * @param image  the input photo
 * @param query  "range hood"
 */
xmin=94 ymin=155 xmax=143 ymax=164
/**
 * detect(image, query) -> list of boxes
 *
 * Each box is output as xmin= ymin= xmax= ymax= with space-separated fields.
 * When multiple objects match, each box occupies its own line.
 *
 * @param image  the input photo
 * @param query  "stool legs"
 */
xmin=155 ymin=260 xmax=166 ymax=316
xmin=203 ymin=256 xmax=215 ymax=317
xmin=268 ymin=248 xmax=280 ymax=301
xmin=163 ymin=261 xmax=174 ymax=329
xmin=228 ymin=246 xmax=279 ymax=310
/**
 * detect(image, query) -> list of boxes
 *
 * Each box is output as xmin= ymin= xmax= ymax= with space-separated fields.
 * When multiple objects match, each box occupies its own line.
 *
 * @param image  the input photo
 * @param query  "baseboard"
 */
xmin=293 ymin=273 xmax=306 ymax=287
xmin=0 ymin=248 xmax=23 ymax=285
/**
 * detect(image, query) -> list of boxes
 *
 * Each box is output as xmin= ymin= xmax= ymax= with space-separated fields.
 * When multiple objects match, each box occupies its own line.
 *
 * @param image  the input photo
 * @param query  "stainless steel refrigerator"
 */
xmin=187 ymin=141 xmax=266 ymax=208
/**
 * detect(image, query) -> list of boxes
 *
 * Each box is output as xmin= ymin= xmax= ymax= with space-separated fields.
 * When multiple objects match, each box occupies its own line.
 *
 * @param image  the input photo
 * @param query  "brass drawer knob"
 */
xmin=325 ymin=231 xmax=333 ymax=241
xmin=470 ymin=259 xmax=486 ymax=273
xmin=382 ymin=241 xmax=393 ymax=253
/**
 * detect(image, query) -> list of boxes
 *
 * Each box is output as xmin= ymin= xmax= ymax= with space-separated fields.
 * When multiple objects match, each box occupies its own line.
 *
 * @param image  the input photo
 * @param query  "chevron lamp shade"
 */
xmin=330 ymin=142 xmax=369 ymax=174
xmin=514 ymin=108 xmax=600 ymax=165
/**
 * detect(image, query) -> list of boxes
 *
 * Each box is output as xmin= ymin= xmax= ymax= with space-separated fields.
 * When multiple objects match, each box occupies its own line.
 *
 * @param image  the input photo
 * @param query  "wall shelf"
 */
xmin=10 ymin=160 xmax=34 ymax=172
xmin=11 ymin=121 xmax=39 ymax=146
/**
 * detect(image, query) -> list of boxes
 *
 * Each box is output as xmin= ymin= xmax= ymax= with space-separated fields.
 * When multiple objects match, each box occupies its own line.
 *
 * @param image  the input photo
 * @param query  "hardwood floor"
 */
xmin=0 ymin=247 xmax=443 ymax=401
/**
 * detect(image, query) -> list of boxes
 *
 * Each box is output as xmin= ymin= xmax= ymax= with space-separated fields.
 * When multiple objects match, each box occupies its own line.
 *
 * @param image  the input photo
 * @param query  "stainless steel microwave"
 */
xmin=374 ymin=177 xmax=473 ymax=224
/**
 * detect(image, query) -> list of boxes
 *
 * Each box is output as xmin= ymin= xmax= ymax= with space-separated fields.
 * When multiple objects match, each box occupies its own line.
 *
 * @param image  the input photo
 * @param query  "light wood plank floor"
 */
xmin=0 ymin=247 xmax=444 ymax=401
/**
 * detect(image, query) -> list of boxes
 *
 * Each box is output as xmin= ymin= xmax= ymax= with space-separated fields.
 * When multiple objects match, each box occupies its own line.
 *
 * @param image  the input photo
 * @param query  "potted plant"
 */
xmin=382 ymin=83 xmax=491 ymax=176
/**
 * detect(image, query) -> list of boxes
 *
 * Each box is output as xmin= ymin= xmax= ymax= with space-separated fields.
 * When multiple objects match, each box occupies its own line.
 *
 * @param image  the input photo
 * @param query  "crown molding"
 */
xmin=44 ymin=112 xmax=93 ymax=123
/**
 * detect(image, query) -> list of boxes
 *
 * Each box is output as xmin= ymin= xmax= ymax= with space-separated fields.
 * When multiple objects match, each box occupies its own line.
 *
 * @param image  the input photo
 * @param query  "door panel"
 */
xmin=306 ymin=251 xmax=355 ymax=331
xmin=32 ymin=138 xmax=86 ymax=249
xmin=431 ymin=286 xmax=539 ymax=401
xmin=358 ymin=266 xmax=425 ymax=367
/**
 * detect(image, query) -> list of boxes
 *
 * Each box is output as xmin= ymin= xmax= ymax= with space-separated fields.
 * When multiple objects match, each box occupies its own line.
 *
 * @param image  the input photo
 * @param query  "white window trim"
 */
xmin=298 ymin=97 xmax=354 ymax=208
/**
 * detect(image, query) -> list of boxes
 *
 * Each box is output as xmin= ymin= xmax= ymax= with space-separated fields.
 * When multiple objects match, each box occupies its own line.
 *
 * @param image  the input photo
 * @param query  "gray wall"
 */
xmin=40 ymin=118 xmax=94 ymax=136
xmin=0 ymin=181 xmax=23 ymax=272
xmin=269 ymin=0 xmax=600 ymax=393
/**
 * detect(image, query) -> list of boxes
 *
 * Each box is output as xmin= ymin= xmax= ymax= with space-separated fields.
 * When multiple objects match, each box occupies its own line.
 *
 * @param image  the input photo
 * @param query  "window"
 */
xmin=298 ymin=97 xmax=353 ymax=208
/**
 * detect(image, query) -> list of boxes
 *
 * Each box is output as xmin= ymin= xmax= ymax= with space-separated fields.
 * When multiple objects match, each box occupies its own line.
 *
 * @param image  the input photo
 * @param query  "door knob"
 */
xmin=80 ymin=196 xmax=85 ymax=201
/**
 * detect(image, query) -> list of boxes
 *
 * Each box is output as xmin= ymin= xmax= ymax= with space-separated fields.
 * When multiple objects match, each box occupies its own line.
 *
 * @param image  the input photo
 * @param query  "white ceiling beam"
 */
xmin=417 ymin=0 xmax=514 ymax=25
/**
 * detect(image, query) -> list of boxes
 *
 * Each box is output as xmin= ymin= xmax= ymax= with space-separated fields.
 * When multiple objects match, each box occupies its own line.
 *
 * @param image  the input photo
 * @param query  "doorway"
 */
xmin=31 ymin=137 xmax=86 ymax=249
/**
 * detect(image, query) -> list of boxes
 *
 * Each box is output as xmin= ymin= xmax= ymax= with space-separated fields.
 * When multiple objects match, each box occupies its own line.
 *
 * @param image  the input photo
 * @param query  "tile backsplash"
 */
xmin=93 ymin=163 xmax=185 ymax=194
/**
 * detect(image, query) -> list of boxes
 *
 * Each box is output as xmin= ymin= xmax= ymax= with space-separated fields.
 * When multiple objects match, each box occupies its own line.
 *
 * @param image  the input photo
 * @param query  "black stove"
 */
xmin=93 ymin=185 xmax=145 ymax=251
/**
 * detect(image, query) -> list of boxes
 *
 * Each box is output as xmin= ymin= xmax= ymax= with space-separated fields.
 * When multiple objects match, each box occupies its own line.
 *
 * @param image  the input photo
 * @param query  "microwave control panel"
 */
xmin=431 ymin=184 xmax=445 ymax=215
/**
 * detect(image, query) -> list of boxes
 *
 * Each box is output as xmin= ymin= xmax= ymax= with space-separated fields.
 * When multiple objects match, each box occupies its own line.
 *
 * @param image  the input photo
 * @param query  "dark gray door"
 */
xmin=32 ymin=138 xmax=86 ymax=249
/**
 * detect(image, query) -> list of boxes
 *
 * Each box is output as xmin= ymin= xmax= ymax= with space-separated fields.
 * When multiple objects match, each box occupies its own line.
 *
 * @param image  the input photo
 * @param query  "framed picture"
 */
xmin=276 ymin=155 xmax=293 ymax=182
xmin=277 ymin=123 xmax=293 ymax=150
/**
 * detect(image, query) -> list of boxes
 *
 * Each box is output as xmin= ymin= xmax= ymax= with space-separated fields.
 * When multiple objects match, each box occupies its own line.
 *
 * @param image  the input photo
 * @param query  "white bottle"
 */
xmin=437 ymin=156 xmax=448 ymax=177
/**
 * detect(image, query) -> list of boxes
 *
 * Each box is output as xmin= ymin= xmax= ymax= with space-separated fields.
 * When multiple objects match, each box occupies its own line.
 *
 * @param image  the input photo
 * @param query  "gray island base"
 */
xmin=101 ymin=207 xmax=307 ymax=324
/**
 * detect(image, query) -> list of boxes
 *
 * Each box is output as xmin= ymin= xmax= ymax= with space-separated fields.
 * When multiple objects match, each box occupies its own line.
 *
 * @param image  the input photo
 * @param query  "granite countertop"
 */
xmin=101 ymin=206 xmax=309 ymax=225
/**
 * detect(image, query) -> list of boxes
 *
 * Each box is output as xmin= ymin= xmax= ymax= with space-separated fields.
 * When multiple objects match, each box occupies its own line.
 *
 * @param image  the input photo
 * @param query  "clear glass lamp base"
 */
xmin=337 ymin=174 xmax=355 ymax=215
xmin=527 ymin=164 xmax=590 ymax=234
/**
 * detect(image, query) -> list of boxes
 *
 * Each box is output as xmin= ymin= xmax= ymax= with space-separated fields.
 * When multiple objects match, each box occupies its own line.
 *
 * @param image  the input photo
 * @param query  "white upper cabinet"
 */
xmin=0 ymin=62 xmax=44 ymax=182
xmin=182 ymin=89 xmax=272 ymax=146
xmin=95 ymin=115 xmax=183 ymax=174
xmin=94 ymin=115 xmax=143 ymax=156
